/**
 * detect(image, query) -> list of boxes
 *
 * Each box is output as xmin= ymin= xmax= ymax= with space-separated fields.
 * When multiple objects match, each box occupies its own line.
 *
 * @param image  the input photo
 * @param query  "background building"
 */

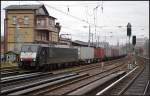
xmin=143 ymin=39 xmax=149 ymax=58
xmin=4 ymin=4 xmax=61 ymax=53
xmin=134 ymin=37 xmax=149 ymax=56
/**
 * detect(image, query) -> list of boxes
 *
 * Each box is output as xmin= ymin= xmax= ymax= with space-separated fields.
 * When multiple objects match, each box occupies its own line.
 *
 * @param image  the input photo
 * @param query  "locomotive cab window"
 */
xmin=21 ymin=45 xmax=38 ymax=52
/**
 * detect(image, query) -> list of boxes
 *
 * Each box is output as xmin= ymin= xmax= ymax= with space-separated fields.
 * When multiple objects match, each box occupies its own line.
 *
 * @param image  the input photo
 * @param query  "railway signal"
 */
xmin=132 ymin=36 xmax=136 ymax=46
xmin=127 ymin=23 xmax=131 ymax=37
xmin=127 ymin=23 xmax=132 ymax=52
xmin=132 ymin=35 xmax=136 ymax=65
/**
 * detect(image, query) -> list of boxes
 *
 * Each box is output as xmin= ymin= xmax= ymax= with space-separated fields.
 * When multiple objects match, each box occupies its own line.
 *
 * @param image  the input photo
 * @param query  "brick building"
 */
xmin=4 ymin=4 xmax=61 ymax=53
xmin=1 ymin=36 xmax=4 ymax=53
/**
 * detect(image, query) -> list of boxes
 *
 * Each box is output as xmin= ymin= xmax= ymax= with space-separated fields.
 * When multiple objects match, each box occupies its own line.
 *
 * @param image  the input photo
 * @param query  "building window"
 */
xmin=49 ymin=18 xmax=55 ymax=26
xmin=24 ymin=16 xmax=29 ymax=24
xmin=12 ymin=16 xmax=17 ymax=24
xmin=49 ymin=19 xmax=52 ymax=25
xmin=37 ymin=19 xmax=45 ymax=26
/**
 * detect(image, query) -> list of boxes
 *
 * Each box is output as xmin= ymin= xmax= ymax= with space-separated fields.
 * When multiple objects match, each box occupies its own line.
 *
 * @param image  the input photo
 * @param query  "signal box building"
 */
xmin=4 ymin=4 xmax=61 ymax=53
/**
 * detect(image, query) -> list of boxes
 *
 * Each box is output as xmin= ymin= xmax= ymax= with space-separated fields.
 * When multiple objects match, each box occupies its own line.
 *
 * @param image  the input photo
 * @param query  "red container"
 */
xmin=94 ymin=48 xmax=105 ymax=59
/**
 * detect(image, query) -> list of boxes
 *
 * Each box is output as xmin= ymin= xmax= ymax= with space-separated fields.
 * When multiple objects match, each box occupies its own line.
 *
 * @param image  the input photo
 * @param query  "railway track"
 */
xmin=31 ymin=64 xmax=128 ymax=95
xmin=52 ymin=56 xmax=128 ymax=74
xmin=1 ymin=57 xmax=128 ymax=95
xmin=96 ymin=56 xmax=149 ymax=95
xmin=1 ymin=72 xmax=46 ymax=84
xmin=7 ymin=60 xmax=128 ymax=95
xmin=1 ymin=70 xmax=37 ymax=78
xmin=123 ymin=56 xmax=149 ymax=95
xmin=0 ymin=66 xmax=37 ymax=77
xmin=1 ymin=72 xmax=78 ymax=95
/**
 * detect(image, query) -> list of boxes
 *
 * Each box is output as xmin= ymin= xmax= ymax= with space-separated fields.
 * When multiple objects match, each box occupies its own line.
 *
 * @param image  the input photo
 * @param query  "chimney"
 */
xmin=56 ymin=22 xmax=59 ymax=26
xmin=55 ymin=22 xmax=61 ymax=31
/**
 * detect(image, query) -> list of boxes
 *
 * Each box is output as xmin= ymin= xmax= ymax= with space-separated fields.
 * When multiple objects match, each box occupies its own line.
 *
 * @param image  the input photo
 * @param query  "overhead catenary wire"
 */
xmin=4 ymin=1 xmax=146 ymax=29
xmin=36 ymin=1 xmax=109 ymax=43
xmin=62 ymin=25 xmax=88 ymax=33
xmin=2 ymin=1 xmax=148 ymax=29
xmin=36 ymin=1 xmax=122 ymax=29
xmin=36 ymin=1 xmax=89 ymax=24
xmin=36 ymin=1 xmax=93 ymax=39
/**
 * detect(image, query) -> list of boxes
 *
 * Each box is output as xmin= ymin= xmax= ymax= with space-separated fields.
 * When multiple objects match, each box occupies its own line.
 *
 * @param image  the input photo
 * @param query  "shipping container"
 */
xmin=119 ymin=48 xmax=122 ymax=56
xmin=113 ymin=48 xmax=119 ymax=57
xmin=105 ymin=48 xmax=112 ymax=57
xmin=111 ymin=48 xmax=114 ymax=57
xmin=119 ymin=47 xmax=126 ymax=56
xmin=111 ymin=48 xmax=118 ymax=57
xmin=74 ymin=46 xmax=94 ymax=60
xmin=94 ymin=48 xmax=105 ymax=59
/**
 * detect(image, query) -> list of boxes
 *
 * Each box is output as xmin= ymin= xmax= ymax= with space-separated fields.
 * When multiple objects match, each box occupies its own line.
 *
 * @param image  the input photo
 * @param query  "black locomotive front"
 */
xmin=19 ymin=44 xmax=40 ymax=69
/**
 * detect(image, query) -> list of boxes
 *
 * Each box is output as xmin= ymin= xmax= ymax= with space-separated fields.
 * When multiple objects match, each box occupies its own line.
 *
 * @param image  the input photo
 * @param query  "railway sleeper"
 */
xmin=7 ymin=73 xmax=89 ymax=95
xmin=68 ymin=71 xmax=126 ymax=95
xmin=1 ymin=72 xmax=78 ymax=95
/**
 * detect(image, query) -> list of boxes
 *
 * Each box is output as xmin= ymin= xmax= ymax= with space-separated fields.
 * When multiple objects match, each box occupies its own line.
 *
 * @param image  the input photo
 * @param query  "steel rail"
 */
xmin=68 ymin=71 xmax=126 ymax=95
xmin=33 ymin=62 xmax=127 ymax=95
xmin=96 ymin=66 xmax=139 ymax=95
xmin=1 ymin=73 xmax=77 ymax=95
xmin=144 ymin=81 xmax=150 ymax=95
xmin=117 ymin=67 xmax=144 ymax=95
xmin=8 ymin=73 xmax=88 ymax=95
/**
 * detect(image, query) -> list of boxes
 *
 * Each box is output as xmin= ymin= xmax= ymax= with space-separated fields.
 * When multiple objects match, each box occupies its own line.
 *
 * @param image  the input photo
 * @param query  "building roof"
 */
xmin=36 ymin=14 xmax=56 ymax=19
xmin=4 ymin=4 xmax=43 ymax=10
xmin=4 ymin=4 xmax=50 ymax=16
xmin=49 ymin=15 xmax=57 ymax=19
xmin=72 ymin=40 xmax=89 ymax=46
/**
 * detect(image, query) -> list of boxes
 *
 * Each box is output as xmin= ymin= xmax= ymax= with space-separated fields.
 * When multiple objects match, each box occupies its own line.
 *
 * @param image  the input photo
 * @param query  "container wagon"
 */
xmin=74 ymin=46 xmax=94 ymax=64
xmin=104 ymin=47 xmax=112 ymax=60
xmin=94 ymin=47 xmax=105 ymax=62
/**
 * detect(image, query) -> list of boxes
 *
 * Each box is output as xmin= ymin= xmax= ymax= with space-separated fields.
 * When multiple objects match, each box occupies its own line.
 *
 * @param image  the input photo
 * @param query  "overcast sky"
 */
xmin=1 ymin=1 xmax=149 ymax=45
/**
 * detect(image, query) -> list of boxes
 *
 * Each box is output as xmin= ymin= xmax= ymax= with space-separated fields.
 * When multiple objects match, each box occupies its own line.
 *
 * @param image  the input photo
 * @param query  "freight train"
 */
xmin=19 ymin=44 xmax=127 ymax=70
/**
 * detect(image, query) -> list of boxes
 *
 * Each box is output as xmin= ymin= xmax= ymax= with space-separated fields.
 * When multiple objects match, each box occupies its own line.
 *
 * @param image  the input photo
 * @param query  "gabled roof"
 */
xmin=4 ymin=4 xmax=49 ymax=15
xmin=72 ymin=40 xmax=89 ymax=46
xmin=49 ymin=15 xmax=57 ymax=19
xmin=5 ymin=4 xmax=43 ymax=10
xmin=36 ymin=14 xmax=56 ymax=19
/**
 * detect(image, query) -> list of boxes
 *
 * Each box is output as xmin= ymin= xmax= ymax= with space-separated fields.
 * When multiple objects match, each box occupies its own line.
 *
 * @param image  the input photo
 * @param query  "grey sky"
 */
xmin=1 ymin=1 xmax=149 ymax=45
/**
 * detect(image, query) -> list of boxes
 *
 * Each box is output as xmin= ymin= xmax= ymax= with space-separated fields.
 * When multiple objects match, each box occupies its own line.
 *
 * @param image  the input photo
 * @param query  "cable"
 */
xmin=62 ymin=25 xmax=87 ymax=33
xmin=45 ymin=2 xmax=102 ymax=7
xmin=36 ymin=1 xmax=89 ymax=24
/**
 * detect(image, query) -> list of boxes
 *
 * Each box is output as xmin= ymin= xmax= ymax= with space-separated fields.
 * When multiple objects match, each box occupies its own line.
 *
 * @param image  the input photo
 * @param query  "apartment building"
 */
xmin=4 ymin=4 xmax=61 ymax=52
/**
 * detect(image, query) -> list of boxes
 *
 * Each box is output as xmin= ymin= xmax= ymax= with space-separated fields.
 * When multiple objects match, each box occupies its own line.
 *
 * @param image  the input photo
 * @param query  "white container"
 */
xmin=105 ymin=48 xmax=112 ymax=57
xmin=74 ymin=46 xmax=94 ymax=60
xmin=119 ymin=48 xmax=122 ymax=56
xmin=119 ymin=47 xmax=127 ymax=56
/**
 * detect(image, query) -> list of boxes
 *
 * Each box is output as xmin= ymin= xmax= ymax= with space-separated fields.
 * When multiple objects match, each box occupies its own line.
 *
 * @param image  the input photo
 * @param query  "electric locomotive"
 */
xmin=19 ymin=44 xmax=78 ymax=70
